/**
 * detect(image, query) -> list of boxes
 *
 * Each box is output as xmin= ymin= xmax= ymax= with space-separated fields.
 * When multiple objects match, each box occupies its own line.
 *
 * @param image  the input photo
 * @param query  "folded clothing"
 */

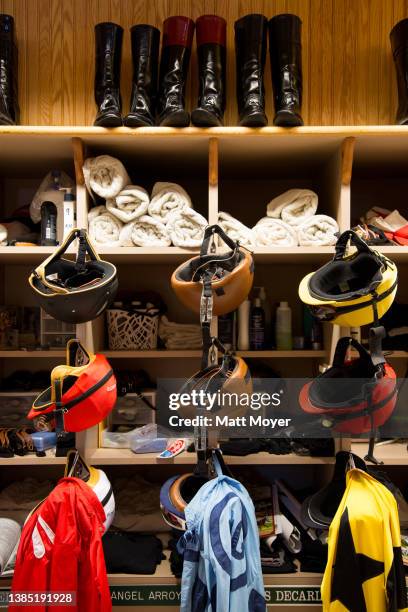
xmin=88 ymin=205 xmax=123 ymax=247
xmin=218 ymin=212 xmax=255 ymax=249
xmin=0 ymin=518 xmax=21 ymax=575
xmin=120 ymin=216 xmax=171 ymax=247
xmin=0 ymin=478 xmax=53 ymax=524
xmin=103 ymin=531 xmax=164 ymax=574
xmin=166 ymin=208 xmax=207 ymax=248
xmin=297 ymin=214 xmax=339 ymax=246
xmin=267 ymin=189 xmax=318 ymax=226
xmin=159 ymin=316 xmax=202 ymax=350
xmin=253 ymin=217 xmax=298 ymax=247
xmin=106 ymin=185 xmax=149 ymax=223
xmin=112 ymin=475 xmax=170 ymax=533
xmin=148 ymin=182 xmax=192 ymax=224
xmin=83 ymin=155 xmax=130 ymax=199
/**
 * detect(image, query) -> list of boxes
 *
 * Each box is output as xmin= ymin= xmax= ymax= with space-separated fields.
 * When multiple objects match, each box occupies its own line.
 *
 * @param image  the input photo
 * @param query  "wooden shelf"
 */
xmin=88 ymin=448 xmax=335 ymax=466
xmin=102 ymin=350 xmax=202 ymax=359
xmin=237 ymin=350 xmax=326 ymax=358
xmin=351 ymin=441 xmax=408 ymax=465
xmin=0 ymin=350 xmax=65 ymax=358
xmin=0 ymin=451 xmax=67 ymax=465
xmin=102 ymin=350 xmax=326 ymax=359
xmin=0 ymin=246 xmax=75 ymax=264
xmin=107 ymin=555 xmax=322 ymax=586
xmin=2 ymin=125 xmax=408 ymax=137
xmin=0 ymin=245 xmax=405 ymax=266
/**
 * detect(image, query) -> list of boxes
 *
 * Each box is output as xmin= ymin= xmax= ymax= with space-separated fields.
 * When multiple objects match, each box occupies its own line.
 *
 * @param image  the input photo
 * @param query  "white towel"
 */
xmin=88 ymin=205 xmax=123 ymax=247
xmin=106 ymin=185 xmax=149 ymax=223
xmin=267 ymin=189 xmax=318 ymax=226
xmin=297 ymin=215 xmax=339 ymax=246
xmin=253 ymin=217 xmax=298 ymax=247
xmin=159 ymin=316 xmax=202 ymax=350
xmin=167 ymin=209 xmax=207 ymax=248
xmin=83 ymin=155 xmax=130 ymax=199
xmin=148 ymin=182 xmax=192 ymax=224
xmin=218 ymin=212 xmax=255 ymax=249
xmin=120 ymin=216 xmax=171 ymax=247
xmin=0 ymin=224 xmax=7 ymax=245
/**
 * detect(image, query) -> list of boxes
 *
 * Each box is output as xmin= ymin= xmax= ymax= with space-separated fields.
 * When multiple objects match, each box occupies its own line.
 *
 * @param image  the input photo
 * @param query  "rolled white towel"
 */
xmin=267 ymin=189 xmax=318 ymax=226
xmin=253 ymin=217 xmax=298 ymax=247
xmin=218 ymin=212 xmax=255 ymax=249
xmin=88 ymin=205 xmax=123 ymax=247
xmin=83 ymin=155 xmax=131 ymax=199
xmin=0 ymin=223 xmax=7 ymax=245
xmin=106 ymin=185 xmax=149 ymax=223
xmin=167 ymin=209 xmax=207 ymax=248
xmin=120 ymin=216 xmax=171 ymax=247
xmin=297 ymin=215 xmax=339 ymax=246
xmin=148 ymin=182 xmax=192 ymax=224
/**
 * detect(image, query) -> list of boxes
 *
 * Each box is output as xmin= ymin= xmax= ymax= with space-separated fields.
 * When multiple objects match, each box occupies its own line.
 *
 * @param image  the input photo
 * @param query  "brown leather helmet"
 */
xmin=177 ymin=344 xmax=252 ymax=420
xmin=171 ymin=224 xmax=254 ymax=316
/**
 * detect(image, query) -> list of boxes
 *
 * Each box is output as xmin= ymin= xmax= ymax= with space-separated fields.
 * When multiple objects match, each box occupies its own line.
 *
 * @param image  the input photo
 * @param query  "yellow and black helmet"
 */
xmin=299 ymin=230 xmax=397 ymax=327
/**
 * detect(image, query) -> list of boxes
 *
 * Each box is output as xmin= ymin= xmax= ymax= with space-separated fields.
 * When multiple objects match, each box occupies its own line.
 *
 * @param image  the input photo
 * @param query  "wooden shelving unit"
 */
xmin=0 ymin=125 xmax=407 ymax=610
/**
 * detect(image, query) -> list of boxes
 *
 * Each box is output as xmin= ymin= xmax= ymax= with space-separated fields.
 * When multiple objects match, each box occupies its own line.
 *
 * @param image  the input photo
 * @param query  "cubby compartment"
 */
xmin=0 ymin=134 xmax=76 ymax=244
xmin=80 ymin=135 xmax=212 ymax=250
xmin=351 ymin=135 xmax=408 ymax=232
xmin=218 ymin=135 xmax=345 ymax=237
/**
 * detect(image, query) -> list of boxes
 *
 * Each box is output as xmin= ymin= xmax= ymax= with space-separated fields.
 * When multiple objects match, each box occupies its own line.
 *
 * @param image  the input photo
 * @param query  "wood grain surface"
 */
xmin=0 ymin=0 xmax=407 ymax=126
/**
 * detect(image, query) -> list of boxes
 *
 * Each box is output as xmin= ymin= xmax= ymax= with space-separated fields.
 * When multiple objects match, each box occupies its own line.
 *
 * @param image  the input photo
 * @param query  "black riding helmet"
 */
xmin=29 ymin=228 xmax=118 ymax=324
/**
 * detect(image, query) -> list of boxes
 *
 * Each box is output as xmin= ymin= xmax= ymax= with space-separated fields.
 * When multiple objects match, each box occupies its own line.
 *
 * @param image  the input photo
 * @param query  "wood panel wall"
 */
xmin=0 ymin=0 xmax=407 ymax=126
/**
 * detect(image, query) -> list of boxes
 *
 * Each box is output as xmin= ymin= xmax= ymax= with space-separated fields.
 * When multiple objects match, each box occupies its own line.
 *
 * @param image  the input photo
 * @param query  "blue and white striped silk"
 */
xmin=177 ymin=457 xmax=266 ymax=612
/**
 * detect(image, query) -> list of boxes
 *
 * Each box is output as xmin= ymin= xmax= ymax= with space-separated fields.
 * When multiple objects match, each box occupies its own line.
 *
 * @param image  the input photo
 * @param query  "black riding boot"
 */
xmin=94 ymin=22 xmax=123 ymax=127
xmin=191 ymin=15 xmax=226 ymax=127
xmin=234 ymin=14 xmax=268 ymax=127
xmin=0 ymin=15 xmax=19 ymax=125
xmin=124 ymin=25 xmax=160 ymax=127
xmin=157 ymin=16 xmax=194 ymax=127
xmin=390 ymin=19 xmax=408 ymax=125
xmin=269 ymin=14 xmax=303 ymax=127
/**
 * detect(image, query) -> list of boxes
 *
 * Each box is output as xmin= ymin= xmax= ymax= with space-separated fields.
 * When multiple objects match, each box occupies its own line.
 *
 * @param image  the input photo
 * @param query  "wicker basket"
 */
xmin=106 ymin=308 xmax=159 ymax=350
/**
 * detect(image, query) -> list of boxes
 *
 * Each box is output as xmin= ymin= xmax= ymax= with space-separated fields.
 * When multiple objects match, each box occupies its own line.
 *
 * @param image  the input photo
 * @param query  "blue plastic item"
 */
xmin=31 ymin=431 xmax=57 ymax=452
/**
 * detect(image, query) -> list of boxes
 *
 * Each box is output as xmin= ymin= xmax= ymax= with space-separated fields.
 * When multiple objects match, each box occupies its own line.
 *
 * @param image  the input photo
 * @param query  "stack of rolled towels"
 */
xmin=218 ymin=189 xmax=339 ymax=248
xmin=83 ymin=155 xmax=208 ymax=248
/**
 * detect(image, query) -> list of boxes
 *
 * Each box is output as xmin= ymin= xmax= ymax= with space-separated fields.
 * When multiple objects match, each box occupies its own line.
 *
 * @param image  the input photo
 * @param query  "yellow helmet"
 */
xmin=299 ymin=230 xmax=398 ymax=327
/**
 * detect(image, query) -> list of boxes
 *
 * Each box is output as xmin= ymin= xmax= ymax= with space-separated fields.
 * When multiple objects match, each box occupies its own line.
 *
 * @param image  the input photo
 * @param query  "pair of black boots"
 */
xmin=95 ymin=15 xmax=226 ymax=128
xmin=0 ymin=14 xmax=19 ymax=126
xmin=236 ymin=13 xmax=303 ymax=127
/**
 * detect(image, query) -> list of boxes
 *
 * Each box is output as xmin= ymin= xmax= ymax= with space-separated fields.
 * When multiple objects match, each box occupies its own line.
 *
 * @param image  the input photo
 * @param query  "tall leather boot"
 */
xmin=390 ymin=19 xmax=408 ymax=125
xmin=0 ymin=15 xmax=19 ymax=126
xmin=269 ymin=14 xmax=303 ymax=127
xmin=124 ymin=25 xmax=160 ymax=127
xmin=235 ymin=14 xmax=268 ymax=127
xmin=191 ymin=15 xmax=226 ymax=127
xmin=94 ymin=22 xmax=123 ymax=127
xmin=157 ymin=16 xmax=194 ymax=127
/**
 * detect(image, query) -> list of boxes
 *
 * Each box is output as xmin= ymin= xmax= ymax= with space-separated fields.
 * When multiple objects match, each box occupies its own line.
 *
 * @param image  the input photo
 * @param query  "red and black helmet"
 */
xmin=299 ymin=333 xmax=397 ymax=435
xmin=28 ymin=340 xmax=117 ymax=432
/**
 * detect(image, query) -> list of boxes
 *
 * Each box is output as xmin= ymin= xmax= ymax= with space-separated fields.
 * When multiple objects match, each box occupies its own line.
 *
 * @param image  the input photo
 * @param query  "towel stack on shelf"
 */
xmin=84 ymin=156 xmax=208 ymax=248
xmin=158 ymin=316 xmax=202 ymax=350
xmin=219 ymin=189 xmax=339 ymax=247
